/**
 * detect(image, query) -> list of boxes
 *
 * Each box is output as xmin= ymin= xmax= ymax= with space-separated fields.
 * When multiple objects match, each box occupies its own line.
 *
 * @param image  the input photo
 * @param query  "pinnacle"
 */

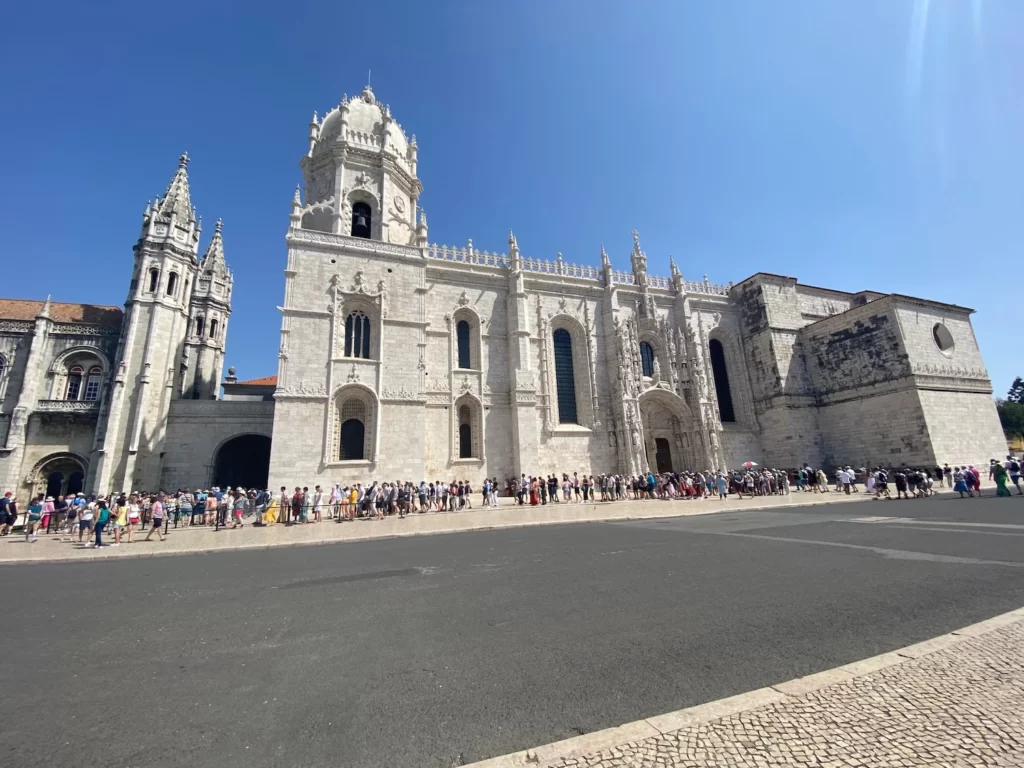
xmin=155 ymin=153 xmax=195 ymax=225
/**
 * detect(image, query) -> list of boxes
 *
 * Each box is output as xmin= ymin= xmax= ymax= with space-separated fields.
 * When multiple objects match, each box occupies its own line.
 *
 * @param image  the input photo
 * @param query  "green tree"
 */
xmin=1008 ymin=377 xmax=1024 ymax=404
xmin=997 ymin=399 xmax=1024 ymax=441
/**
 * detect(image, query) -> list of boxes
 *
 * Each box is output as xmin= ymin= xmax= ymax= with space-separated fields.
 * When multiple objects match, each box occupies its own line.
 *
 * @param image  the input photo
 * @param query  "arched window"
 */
xmin=344 ymin=311 xmax=371 ymax=358
xmin=209 ymin=319 xmax=219 ymax=339
xmin=552 ymin=328 xmax=578 ymax=425
xmin=83 ymin=366 xmax=103 ymax=401
xmin=456 ymin=320 xmax=471 ymax=369
xmin=640 ymin=341 xmax=655 ymax=378
xmin=351 ymin=202 xmax=372 ymax=239
xmin=0 ymin=354 xmax=6 ymax=386
xmin=708 ymin=339 xmax=736 ymax=423
xmin=459 ymin=405 xmax=473 ymax=458
xmin=147 ymin=268 xmax=159 ymax=293
xmin=166 ymin=272 xmax=178 ymax=296
xmin=194 ymin=317 xmax=205 ymax=338
xmin=66 ymin=366 xmax=84 ymax=400
xmin=339 ymin=399 xmax=366 ymax=460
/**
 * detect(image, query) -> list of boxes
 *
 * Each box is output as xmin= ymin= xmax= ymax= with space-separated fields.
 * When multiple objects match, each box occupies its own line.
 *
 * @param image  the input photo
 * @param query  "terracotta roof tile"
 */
xmin=0 ymin=298 xmax=122 ymax=327
xmin=234 ymin=375 xmax=277 ymax=387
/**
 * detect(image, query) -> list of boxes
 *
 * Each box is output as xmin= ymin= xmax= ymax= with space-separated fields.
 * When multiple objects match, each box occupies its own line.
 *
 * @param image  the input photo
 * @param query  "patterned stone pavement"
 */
xmin=543 ymin=620 xmax=1024 ymax=768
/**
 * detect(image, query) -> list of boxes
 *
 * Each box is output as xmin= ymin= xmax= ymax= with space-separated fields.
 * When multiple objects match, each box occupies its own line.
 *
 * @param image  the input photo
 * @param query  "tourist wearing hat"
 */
xmin=41 ymin=496 xmax=55 ymax=532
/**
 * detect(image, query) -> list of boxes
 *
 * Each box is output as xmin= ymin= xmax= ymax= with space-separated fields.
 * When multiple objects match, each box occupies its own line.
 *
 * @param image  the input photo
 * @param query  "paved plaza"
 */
xmin=480 ymin=613 xmax=1024 ymax=768
xmin=1 ymin=494 xmax=1022 ymax=767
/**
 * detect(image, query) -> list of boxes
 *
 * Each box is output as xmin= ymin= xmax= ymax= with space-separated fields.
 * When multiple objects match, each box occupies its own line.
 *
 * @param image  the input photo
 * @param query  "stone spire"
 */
xmin=201 ymin=219 xmax=230 ymax=276
xmin=669 ymin=255 xmax=680 ymax=278
xmin=509 ymin=229 xmax=521 ymax=271
xmin=630 ymin=229 xmax=647 ymax=277
xmin=39 ymin=295 xmax=52 ymax=319
xmin=600 ymin=243 xmax=611 ymax=269
xmin=154 ymin=153 xmax=195 ymax=226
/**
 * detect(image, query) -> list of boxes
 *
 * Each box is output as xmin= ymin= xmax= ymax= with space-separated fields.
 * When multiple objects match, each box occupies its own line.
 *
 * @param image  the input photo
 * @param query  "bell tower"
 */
xmin=92 ymin=154 xmax=203 ymax=493
xmin=181 ymin=220 xmax=232 ymax=400
xmin=297 ymin=84 xmax=424 ymax=245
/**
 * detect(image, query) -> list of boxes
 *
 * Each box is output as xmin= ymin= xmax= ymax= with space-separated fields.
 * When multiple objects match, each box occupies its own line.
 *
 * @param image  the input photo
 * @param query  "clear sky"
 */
xmin=2 ymin=1 xmax=1021 ymax=395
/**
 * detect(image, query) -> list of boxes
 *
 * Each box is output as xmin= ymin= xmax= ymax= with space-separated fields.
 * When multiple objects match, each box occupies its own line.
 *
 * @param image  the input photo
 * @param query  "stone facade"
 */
xmin=0 ymin=84 xmax=1008 ymax=499
xmin=265 ymin=85 xmax=1006 ymax=488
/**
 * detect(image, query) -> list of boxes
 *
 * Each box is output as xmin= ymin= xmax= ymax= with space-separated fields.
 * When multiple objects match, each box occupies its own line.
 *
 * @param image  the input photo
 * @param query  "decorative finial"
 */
xmin=632 ymin=229 xmax=641 ymax=252
xmin=215 ymin=218 xmax=223 ymax=234
xmin=509 ymin=228 xmax=517 ymax=248
xmin=293 ymin=185 xmax=302 ymax=204
xmin=669 ymin=255 xmax=679 ymax=276
xmin=600 ymin=243 xmax=610 ymax=266
xmin=178 ymin=152 xmax=190 ymax=169
xmin=410 ymin=134 xmax=417 ymax=146
xmin=40 ymin=295 xmax=52 ymax=318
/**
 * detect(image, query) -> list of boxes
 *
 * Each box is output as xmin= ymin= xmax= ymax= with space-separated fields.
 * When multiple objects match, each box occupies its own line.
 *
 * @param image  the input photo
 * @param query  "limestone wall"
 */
xmin=161 ymin=400 xmax=274 ymax=491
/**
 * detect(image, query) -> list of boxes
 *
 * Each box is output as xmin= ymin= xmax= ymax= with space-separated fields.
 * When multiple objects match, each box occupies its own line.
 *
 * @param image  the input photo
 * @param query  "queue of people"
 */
xmin=1 ymin=456 xmax=1020 ymax=547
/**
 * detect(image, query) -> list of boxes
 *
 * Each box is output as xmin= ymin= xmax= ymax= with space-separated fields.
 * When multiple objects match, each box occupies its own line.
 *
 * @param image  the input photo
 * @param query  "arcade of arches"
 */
xmin=212 ymin=434 xmax=271 ymax=490
xmin=35 ymin=454 xmax=87 ymax=499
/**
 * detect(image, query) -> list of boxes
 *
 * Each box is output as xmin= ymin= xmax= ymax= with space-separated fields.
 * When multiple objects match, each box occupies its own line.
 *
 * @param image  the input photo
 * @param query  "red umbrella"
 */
xmin=742 ymin=461 xmax=758 ymax=468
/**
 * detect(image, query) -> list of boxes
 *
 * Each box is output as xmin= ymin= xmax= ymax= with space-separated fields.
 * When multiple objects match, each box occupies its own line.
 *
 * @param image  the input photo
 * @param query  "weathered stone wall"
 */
xmin=917 ymin=389 xmax=1007 ymax=468
xmin=161 ymin=400 xmax=274 ymax=490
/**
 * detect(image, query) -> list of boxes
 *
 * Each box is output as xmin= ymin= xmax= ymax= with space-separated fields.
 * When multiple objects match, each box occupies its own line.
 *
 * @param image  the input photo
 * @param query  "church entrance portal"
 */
xmin=654 ymin=438 xmax=673 ymax=474
xmin=212 ymin=434 xmax=271 ymax=490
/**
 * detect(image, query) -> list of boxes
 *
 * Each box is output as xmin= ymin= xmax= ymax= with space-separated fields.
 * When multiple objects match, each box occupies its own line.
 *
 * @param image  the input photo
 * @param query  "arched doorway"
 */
xmin=654 ymin=438 xmax=673 ymax=473
xmin=34 ymin=454 xmax=87 ymax=500
xmin=638 ymin=391 xmax=700 ymax=471
xmin=212 ymin=434 xmax=271 ymax=490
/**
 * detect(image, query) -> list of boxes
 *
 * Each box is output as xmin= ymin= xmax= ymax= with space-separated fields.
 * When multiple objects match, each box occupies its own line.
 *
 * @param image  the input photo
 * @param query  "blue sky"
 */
xmin=2 ymin=1 xmax=1021 ymax=395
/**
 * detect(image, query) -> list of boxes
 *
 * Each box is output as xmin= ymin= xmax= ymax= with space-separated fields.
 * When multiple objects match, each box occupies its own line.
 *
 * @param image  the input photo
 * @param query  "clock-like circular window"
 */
xmin=932 ymin=323 xmax=955 ymax=355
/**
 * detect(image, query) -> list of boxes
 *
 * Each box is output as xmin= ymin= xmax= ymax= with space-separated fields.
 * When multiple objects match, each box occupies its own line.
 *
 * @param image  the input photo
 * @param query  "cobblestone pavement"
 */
xmin=543 ymin=620 xmax=1024 ymax=768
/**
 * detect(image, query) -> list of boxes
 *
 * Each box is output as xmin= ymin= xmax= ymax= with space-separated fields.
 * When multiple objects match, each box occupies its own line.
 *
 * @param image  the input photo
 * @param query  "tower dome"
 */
xmin=297 ymin=83 xmax=422 ymax=245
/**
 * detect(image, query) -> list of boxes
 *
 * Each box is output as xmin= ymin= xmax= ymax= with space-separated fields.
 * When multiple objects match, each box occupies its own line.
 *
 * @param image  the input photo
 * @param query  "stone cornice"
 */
xmin=287 ymin=228 xmax=423 ymax=262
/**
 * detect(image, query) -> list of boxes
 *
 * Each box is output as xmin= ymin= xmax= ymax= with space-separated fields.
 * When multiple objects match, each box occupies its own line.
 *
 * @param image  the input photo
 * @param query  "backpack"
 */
xmin=1011 ymin=460 xmax=1020 ymax=473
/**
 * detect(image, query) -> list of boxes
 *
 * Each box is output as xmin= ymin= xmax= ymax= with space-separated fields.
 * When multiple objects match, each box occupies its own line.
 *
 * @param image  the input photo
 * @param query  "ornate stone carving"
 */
xmin=0 ymin=321 xmax=33 ymax=333
xmin=275 ymin=381 xmax=328 ymax=398
xmin=459 ymin=375 xmax=473 ymax=393
xmin=457 ymin=290 xmax=470 ymax=307
xmin=35 ymin=400 xmax=101 ymax=414
xmin=380 ymin=386 xmax=420 ymax=402
xmin=346 ymin=364 xmax=360 ymax=383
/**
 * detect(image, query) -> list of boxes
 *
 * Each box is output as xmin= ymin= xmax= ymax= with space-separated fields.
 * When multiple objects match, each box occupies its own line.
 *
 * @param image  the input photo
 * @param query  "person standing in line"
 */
xmin=78 ymin=499 xmax=95 ymax=543
xmin=1006 ymin=455 xmax=1023 ymax=496
xmin=204 ymin=492 xmax=218 ymax=526
xmin=839 ymin=467 xmax=852 ymax=494
xmin=111 ymin=495 xmax=128 ymax=545
xmin=993 ymin=460 xmax=1012 ymax=497
xmin=88 ymin=498 xmax=111 ymax=548
xmin=943 ymin=464 xmax=953 ymax=489
xmin=126 ymin=495 xmax=141 ymax=541
xmin=968 ymin=465 xmax=982 ymax=495
xmin=24 ymin=496 xmax=43 ymax=542
xmin=312 ymin=485 xmax=324 ymax=523
xmin=144 ymin=494 xmax=166 ymax=541
xmin=231 ymin=489 xmax=247 ymax=529
xmin=953 ymin=467 xmax=971 ymax=498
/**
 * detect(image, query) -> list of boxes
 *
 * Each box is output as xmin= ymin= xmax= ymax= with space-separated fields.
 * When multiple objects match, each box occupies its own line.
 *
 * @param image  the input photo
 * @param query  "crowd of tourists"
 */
xmin=1 ymin=456 xmax=1021 ymax=548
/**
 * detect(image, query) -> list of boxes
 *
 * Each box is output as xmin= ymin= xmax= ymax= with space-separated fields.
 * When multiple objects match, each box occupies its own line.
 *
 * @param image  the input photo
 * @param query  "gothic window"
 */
xmin=166 ymin=272 xmax=178 ymax=296
xmin=66 ymin=366 xmax=83 ymax=400
xmin=351 ymin=202 xmax=372 ymax=239
xmin=640 ymin=341 xmax=655 ymax=378
xmin=83 ymin=367 xmax=102 ymax=401
xmin=456 ymin=320 xmax=471 ymax=369
xmin=344 ymin=311 xmax=371 ymax=358
xmin=708 ymin=338 xmax=736 ymax=423
xmin=339 ymin=399 xmax=366 ymax=460
xmin=195 ymin=317 xmax=205 ymax=338
xmin=209 ymin=319 xmax=219 ymax=339
xmin=552 ymin=328 xmax=578 ymax=425
xmin=459 ymin=405 xmax=473 ymax=458
xmin=0 ymin=354 xmax=6 ymax=387
xmin=147 ymin=268 xmax=159 ymax=293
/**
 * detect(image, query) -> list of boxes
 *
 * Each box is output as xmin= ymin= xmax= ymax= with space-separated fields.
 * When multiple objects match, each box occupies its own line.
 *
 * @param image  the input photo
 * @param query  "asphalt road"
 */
xmin=3 ymin=494 xmax=1024 ymax=768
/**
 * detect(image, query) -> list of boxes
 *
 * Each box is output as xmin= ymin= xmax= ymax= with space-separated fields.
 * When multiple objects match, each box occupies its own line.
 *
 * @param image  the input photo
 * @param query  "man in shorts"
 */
xmin=231 ymin=488 xmax=247 ymax=528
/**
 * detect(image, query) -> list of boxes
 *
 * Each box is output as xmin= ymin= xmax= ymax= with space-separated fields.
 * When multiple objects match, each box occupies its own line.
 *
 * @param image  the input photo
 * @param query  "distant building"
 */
xmin=0 ymin=85 xmax=1006 ymax=498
